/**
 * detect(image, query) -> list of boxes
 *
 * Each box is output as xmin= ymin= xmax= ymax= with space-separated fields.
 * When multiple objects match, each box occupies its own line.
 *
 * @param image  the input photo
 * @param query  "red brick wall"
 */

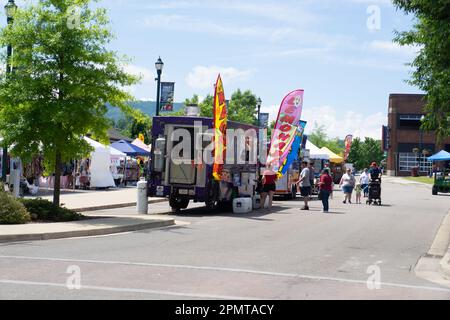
xmin=386 ymin=94 xmax=450 ymax=176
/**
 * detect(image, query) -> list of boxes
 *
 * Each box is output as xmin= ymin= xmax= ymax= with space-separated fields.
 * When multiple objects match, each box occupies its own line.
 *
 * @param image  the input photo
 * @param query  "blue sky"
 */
xmin=8 ymin=0 xmax=421 ymax=139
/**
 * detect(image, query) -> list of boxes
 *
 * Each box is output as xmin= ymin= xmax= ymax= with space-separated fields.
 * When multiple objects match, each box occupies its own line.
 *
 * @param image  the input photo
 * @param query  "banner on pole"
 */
xmin=160 ymin=82 xmax=175 ymax=112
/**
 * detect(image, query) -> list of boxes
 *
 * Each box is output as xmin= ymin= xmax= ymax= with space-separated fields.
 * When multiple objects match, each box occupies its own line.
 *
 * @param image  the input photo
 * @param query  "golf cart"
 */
xmin=428 ymin=150 xmax=450 ymax=196
xmin=432 ymin=170 xmax=450 ymax=195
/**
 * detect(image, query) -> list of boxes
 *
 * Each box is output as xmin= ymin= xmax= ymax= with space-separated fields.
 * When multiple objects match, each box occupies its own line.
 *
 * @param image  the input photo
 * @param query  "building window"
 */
xmin=398 ymin=153 xmax=433 ymax=173
xmin=398 ymin=114 xmax=424 ymax=129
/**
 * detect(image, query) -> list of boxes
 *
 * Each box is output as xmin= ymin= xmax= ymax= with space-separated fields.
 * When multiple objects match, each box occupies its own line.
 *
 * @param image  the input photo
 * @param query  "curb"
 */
xmin=0 ymin=218 xmax=175 ymax=243
xmin=441 ymin=251 xmax=450 ymax=280
xmin=71 ymin=198 xmax=167 ymax=213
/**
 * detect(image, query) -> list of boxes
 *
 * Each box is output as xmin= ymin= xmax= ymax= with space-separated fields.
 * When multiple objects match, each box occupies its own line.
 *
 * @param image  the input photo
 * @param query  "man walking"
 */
xmin=298 ymin=161 xmax=311 ymax=211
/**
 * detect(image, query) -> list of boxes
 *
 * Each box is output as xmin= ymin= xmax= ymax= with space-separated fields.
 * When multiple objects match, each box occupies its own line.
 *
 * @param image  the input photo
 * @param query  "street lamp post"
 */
xmin=155 ymin=57 xmax=164 ymax=117
xmin=2 ymin=0 xmax=17 ymax=183
xmin=256 ymin=97 xmax=262 ymax=128
xmin=419 ymin=115 xmax=425 ymax=173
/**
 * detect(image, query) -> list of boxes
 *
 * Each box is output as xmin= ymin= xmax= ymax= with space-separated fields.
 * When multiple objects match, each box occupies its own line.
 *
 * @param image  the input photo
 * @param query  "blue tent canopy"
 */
xmin=427 ymin=150 xmax=450 ymax=162
xmin=111 ymin=140 xmax=150 ymax=157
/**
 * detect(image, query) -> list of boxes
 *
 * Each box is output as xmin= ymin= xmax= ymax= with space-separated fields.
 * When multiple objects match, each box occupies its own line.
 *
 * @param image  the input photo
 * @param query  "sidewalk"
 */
xmin=25 ymin=187 xmax=167 ymax=212
xmin=0 ymin=214 xmax=176 ymax=243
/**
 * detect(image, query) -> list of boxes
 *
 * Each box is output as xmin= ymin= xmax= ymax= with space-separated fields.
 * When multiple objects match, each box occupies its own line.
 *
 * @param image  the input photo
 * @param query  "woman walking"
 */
xmin=260 ymin=168 xmax=278 ymax=209
xmin=318 ymin=168 xmax=333 ymax=213
xmin=339 ymin=168 xmax=355 ymax=204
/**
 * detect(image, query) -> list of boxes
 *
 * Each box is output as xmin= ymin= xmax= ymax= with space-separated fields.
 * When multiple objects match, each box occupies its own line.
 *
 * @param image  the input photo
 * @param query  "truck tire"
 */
xmin=291 ymin=186 xmax=297 ymax=200
xmin=205 ymin=180 xmax=220 ymax=210
xmin=432 ymin=186 xmax=438 ymax=195
xmin=169 ymin=195 xmax=189 ymax=211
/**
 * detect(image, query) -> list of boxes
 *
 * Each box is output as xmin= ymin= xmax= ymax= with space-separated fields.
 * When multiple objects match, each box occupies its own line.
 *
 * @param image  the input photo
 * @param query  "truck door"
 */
xmin=169 ymin=127 xmax=196 ymax=185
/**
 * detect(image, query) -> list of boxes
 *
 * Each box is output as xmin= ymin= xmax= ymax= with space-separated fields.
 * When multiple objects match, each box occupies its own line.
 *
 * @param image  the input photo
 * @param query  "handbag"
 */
xmin=318 ymin=190 xmax=323 ymax=200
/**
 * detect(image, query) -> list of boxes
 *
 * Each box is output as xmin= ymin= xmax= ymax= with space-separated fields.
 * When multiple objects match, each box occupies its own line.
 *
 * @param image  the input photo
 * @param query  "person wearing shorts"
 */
xmin=261 ymin=169 xmax=278 ymax=209
xmin=340 ymin=168 xmax=356 ymax=204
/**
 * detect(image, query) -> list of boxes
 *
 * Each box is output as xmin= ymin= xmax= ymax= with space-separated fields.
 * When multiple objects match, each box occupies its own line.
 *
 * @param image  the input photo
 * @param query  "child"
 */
xmin=355 ymin=183 xmax=362 ymax=204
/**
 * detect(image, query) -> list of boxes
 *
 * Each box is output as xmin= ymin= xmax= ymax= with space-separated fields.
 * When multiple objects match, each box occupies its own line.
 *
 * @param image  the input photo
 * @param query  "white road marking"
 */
xmin=1 ymin=255 xmax=450 ymax=293
xmin=0 ymin=279 xmax=260 ymax=300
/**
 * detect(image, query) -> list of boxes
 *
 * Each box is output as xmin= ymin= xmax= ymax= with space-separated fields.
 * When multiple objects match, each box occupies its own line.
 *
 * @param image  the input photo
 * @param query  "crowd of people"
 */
xmin=258 ymin=161 xmax=383 ymax=213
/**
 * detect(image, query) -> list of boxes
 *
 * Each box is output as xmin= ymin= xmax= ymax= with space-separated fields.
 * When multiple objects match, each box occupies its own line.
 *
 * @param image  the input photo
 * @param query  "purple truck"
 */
xmin=147 ymin=116 xmax=262 ymax=211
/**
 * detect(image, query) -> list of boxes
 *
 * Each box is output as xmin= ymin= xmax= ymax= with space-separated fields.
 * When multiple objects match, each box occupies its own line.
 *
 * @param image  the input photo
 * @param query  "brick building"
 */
xmin=385 ymin=94 xmax=450 ymax=177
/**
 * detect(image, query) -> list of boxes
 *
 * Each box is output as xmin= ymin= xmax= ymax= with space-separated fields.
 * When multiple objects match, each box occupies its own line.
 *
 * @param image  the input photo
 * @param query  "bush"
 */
xmin=20 ymin=199 xmax=84 ymax=222
xmin=0 ymin=192 xmax=32 ymax=225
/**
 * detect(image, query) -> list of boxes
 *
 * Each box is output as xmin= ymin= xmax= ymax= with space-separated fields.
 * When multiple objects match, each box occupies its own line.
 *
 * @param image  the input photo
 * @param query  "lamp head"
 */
xmin=5 ymin=0 xmax=17 ymax=19
xmin=155 ymin=57 xmax=164 ymax=72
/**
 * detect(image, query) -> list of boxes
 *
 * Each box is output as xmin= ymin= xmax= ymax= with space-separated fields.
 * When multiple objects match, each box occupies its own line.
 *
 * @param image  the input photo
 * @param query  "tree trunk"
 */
xmin=53 ymin=149 xmax=62 ymax=207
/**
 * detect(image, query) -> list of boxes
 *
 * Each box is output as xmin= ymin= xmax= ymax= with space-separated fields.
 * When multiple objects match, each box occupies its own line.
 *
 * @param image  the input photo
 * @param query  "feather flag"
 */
xmin=344 ymin=134 xmax=353 ymax=161
xmin=212 ymin=75 xmax=227 ymax=181
xmin=266 ymin=90 xmax=304 ymax=173
xmin=278 ymin=120 xmax=307 ymax=176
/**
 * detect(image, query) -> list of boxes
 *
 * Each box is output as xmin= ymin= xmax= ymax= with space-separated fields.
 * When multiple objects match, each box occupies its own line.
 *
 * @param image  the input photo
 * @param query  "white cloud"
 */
xmin=146 ymin=0 xmax=319 ymax=26
xmin=366 ymin=40 xmax=422 ymax=56
xmin=302 ymin=106 xmax=386 ymax=139
xmin=122 ymin=64 xmax=156 ymax=100
xmin=186 ymin=66 xmax=254 ymax=90
xmin=260 ymin=104 xmax=385 ymax=139
xmin=142 ymin=14 xmax=293 ymax=40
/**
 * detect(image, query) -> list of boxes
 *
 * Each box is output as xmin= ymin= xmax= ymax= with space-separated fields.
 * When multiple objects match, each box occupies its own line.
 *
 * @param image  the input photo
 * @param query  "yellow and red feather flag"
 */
xmin=213 ymin=75 xmax=227 ymax=181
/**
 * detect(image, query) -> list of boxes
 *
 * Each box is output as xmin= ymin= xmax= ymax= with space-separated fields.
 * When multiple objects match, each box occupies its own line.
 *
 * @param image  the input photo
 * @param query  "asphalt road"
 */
xmin=1 ymin=178 xmax=450 ymax=300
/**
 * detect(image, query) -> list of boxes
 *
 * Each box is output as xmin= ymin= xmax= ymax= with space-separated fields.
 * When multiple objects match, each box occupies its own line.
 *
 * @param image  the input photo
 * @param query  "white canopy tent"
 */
xmin=305 ymin=140 xmax=330 ymax=160
xmin=83 ymin=137 xmax=122 ymax=188
xmin=131 ymin=138 xmax=151 ymax=153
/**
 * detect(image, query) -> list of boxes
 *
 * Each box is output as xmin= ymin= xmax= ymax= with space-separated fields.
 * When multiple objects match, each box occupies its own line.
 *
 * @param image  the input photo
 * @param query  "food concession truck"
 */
xmin=147 ymin=116 xmax=261 ymax=211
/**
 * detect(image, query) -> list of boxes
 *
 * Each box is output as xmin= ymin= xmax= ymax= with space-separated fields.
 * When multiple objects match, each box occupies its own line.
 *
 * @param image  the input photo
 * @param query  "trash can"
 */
xmin=137 ymin=179 xmax=148 ymax=214
xmin=411 ymin=167 xmax=419 ymax=177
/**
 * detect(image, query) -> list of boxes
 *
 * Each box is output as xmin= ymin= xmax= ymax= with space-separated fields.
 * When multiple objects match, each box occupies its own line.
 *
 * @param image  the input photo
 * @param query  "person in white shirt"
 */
xmin=339 ymin=168 xmax=356 ymax=204
xmin=360 ymin=168 xmax=370 ymax=197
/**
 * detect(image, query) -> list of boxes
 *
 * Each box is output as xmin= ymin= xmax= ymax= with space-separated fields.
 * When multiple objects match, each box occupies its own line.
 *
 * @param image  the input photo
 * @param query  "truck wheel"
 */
xmin=205 ymin=180 xmax=219 ymax=210
xmin=432 ymin=186 xmax=438 ymax=195
xmin=291 ymin=186 xmax=297 ymax=200
xmin=169 ymin=196 xmax=189 ymax=211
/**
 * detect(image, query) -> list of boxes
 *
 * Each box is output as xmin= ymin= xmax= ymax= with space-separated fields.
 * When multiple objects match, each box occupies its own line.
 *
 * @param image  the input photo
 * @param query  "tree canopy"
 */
xmin=393 ymin=0 xmax=450 ymax=141
xmin=0 ymin=0 xmax=138 ymax=205
xmin=187 ymin=89 xmax=258 ymax=125
xmin=347 ymin=137 xmax=384 ymax=170
xmin=307 ymin=123 xmax=345 ymax=156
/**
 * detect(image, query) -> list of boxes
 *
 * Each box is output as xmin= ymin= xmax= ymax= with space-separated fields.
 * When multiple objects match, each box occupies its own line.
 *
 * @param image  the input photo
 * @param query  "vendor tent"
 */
xmin=111 ymin=140 xmax=150 ymax=157
xmin=84 ymin=137 xmax=126 ymax=159
xmin=428 ymin=150 xmax=450 ymax=162
xmin=131 ymin=138 xmax=151 ymax=153
xmin=320 ymin=147 xmax=344 ymax=164
xmin=305 ymin=141 xmax=330 ymax=160
xmin=83 ymin=137 xmax=116 ymax=188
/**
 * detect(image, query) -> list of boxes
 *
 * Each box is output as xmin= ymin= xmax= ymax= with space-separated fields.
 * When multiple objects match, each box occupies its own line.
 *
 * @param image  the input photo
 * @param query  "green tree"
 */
xmin=196 ymin=89 xmax=258 ymax=124
xmin=393 ymin=0 xmax=450 ymax=141
xmin=347 ymin=138 xmax=383 ymax=170
xmin=0 ymin=0 xmax=138 ymax=206
xmin=228 ymin=89 xmax=257 ymax=125
xmin=347 ymin=138 xmax=363 ymax=169
xmin=199 ymin=94 xmax=214 ymax=118
xmin=308 ymin=123 xmax=328 ymax=148
xmin=184 ymin=94 xmax=200 ymax=106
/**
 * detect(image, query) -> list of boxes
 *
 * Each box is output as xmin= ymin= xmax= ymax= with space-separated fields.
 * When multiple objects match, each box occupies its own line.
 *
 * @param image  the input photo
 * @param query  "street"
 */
xmin=0 ymin=178 xmax=449 ymax=300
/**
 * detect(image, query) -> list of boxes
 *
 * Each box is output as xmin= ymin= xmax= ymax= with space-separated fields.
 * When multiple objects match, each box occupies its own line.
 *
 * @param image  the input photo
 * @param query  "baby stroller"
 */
xmin=367 ymin=177 xmax=382 ymax=206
